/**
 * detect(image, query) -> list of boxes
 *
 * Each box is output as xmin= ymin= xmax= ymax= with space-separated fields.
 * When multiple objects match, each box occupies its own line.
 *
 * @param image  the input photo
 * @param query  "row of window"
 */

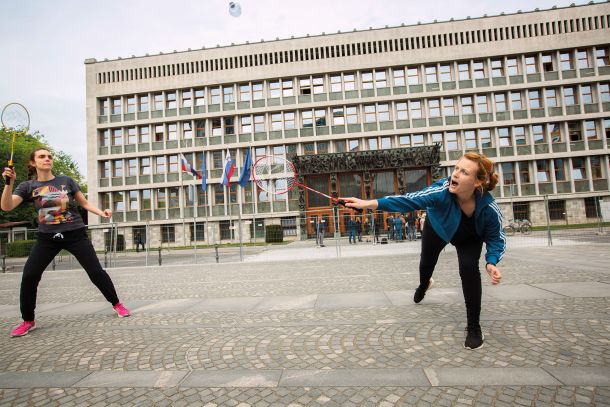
xmin=98 ymin=47 xmax=610 ymax=115
xmin=98 ymin=84 xmax=610 ymax=146
xmin=96 ymin=13 xmax=610 ymax=84
xmin=101 ymin=154 xmax=608 ymax=215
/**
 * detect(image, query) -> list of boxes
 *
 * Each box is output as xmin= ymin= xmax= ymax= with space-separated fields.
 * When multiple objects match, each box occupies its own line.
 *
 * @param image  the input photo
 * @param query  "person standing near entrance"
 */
xmin=348 ymin=215 xmax=357 ymax=244
xmin=135 ymin=232 xmax=145 ymax=252
xmin=342 ymin=152 xmax=505 ymax=350
xmin=315 ymin=215 xmax=325 ymax=247
xmin=2 ymin=147 xmax=131 ymax=337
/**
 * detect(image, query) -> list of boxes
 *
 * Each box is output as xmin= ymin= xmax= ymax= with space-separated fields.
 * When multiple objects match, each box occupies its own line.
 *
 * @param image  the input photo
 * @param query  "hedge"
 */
xmin=5 ymin=240 xmax=36 ymax=257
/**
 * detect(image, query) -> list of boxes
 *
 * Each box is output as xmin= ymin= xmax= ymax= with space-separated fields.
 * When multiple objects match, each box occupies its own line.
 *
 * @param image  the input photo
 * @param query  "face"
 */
xmin=449 ymin=157 xmax=481 ymax=195
xmin=31 ymin=150 xmax=54 ymax=171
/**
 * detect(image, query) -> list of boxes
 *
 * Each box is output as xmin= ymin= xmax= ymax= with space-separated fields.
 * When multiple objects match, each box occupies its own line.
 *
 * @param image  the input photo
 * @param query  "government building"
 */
xmin=85 ymin=2 xmax=610 ymax=248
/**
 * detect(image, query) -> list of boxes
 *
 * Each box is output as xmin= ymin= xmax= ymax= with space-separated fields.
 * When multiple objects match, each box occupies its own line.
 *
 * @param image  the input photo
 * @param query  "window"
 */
xmin=111 ymin=129 xmax=122 ymax=146
xmin=99 ymin=129 xmax=109 ymax=147
xmin=100 ymin=99 xmax=109 ymax=115
xmin=155 ymin=156 xmax=166 ymax=174
xmin=510 ymin=91 xmax=523 ymax=110
xmin=479 ymin=129 xmax=492 ymax=148
xmin=161 ymin=225 xmax=175 ymax=243
xmin=128 ymin=191 xmax=138 ymax=211
xmin=506 ymin=57 xmax=519 ymax=76
xmin=239 ymin=84 xmax=251 ymax=101
xmin=445 ymin=131 xmax=458 ymax=150
xmin=606 ymin=119 xmax=610 ymax=140
xmin=428 ymin=99 xmax=440 ymax=117
xmin=461 ymin=96 xmax=473 ymax=114
xmin=491 ymin=59 xmax=504 ymax=77
xmin=502 ymin=162 xmax=515 ymax=185
xmin=464 ymin=130 xmax=477 ymax=149
xmin=590 ymin=156 xmax=603 ymax=179
xmin=167 ymin=123 xmax=177 ymax=140
xmin=585 ymin=197 xmax=601 ymax=218
xmin=545 ymin=88 xmax=558 ymax=107
xmin=315 ymin=109 xmax=327 ymax=126
xmin=494 ymin=93 xmax=507 ymax=112
xmin=302 ymin=110 xmax=313 ymax=128
xmin=476 ymin=95 xmax=488 ymax=113
xmin=395 ymin=102 xmax=408 ymax=120
xmin=473 ymin=61 xmax=485 ymax=79
xmin=252 ymin=83 xmax=263 ymax=100
xmin=399 ymin=135 xmax=411 ymax=147
xmin=458 ymin=63 xmax=470 ymax=80
xmin=498 ymin=127 xmax=512 ymax=147
xmin=154 ymin=125 xmax=164 ymax=142
xmin=513 ymin=203 xmax=530 ymax=221
xmin=166 ymin=92 xmax=176 ymax=109
xmin=568 ymin=121 xmax=582 ymax=141
xmin=407 ymin=67 xmax=420 ymax=85
xmin=525 ymin=56 xmax=538 ymax=74
xmin=536 ymin=160 xmax=551 ymax=183
xmin=432 ymin=133 xmax=443 ymax=150
xmin=138 ymin=95 xmax=148 ymax=112
xmin=210 ymin=87 xmax=221 ymax=104
xmin=254 ymin=115 xmax=265 ymax=132
xmin=126 ymin=127 xmax=136 ymax=144
xmin=580 ymin=85 xmax=593 ymax=104
xmin=412 ymin=134 xmax=424 ymax=146
xmin=392 ymin=68 xmax=405 ymax=86
xmin=181 ymin=90 xmax=192 ymax=107
xmin=183 ymin=122 xmax=192 ymax=139
xmin=571 ymin=157 xmax=587 ymax=180
xmin=101 ymin=161 xmax=110 ymax=178
xmin=111 ymin=98 xmax=121 ymax=115
xmin=168 ymin=155 xmax=178 ymax=173
xmin=240 ymin=116 xmax=252 ymax=133
xmin=442 ymin=98 xmax=455 ymax=116
xmin=425 ymin=66 xmax=438 ymax=83
xmin=596 ymin=48 xmax=609 ymax=66
xmin=346 ymin=106 xmax=359 ymax=123
xmin=542 ymin=54 xmax=554 ymax=72
xmin=361 ymin=72 xmax=373 ymax=89
xmin=127 ymin=158 xmax=137 ymax=177
xmin=113 ymin=192 xmax=124 ymax=212
xmin=367 ymin=138 xmax=378 ymax=150
xmin=299 ymin=78 xmax=311 ymax=95
xmin=140 ymin=157 xmax=150 ymax=175
xmin=585 ymin=120 xmax=598 ymax=139
xmin=312 ymin=77 xmax=324 ymax=94
xmin=282 ymin=79 xmax=294 ymax=97
xmin=563 ymin=87 xmax=577 ymax=105
xmin=410 ymin=100 xmax=422 ymax=118
xmin=529 ymin=90 xmax=542 ymax=109
xmin=349 ymin=139 xmax=360 ymax=152
xmin=577 ymin=49 xmax=590 ymax=68
xmin=560 ymin=52 xmax=573 ymax=70
xmin=141 ymin=190 xmax=151 ymax=210
xmin=375 ymin=71 xmax=387 ymax=88
xmin=225 ymin=117 xmax=235 ymax=135
xmin=554 ymin=158 xmax=567 ymax=181
xmin=156 ymin=188 xmax=166 ymax=209
xmin=194 ymin=89 xmax=205 ymax=106
xmin=532 ymin=124 xmax=546 ymax=144
xmin=212 ymin=118 xmax=222 ymax=136
xmin=126 ymin=96 xmax=135 ymax=113
xmin=332 ymin=108 xmax=345 ymax=125
xmin=381 ymin=137 xmax=391 ymax=149
xmin=514 ymin=126 xmax=526 ymax=145
xmin=439 ymin=64 xmax=452 ymax=82
xmin=223 ymin=86 xmax=234 ymax=103
xmin=330 ymin=75 xmax=342 ymax=92
xmin=190 ymin=224 xmax=205 ymax=242
xmin=153 ymin=93 xmax=163 ymax=110
xmin=548 ymin=200 xmax=566 ymax=220
xmin=518 ymin=161 xmax=531 ymax=183
xmin=600 ymin=83 xmax=610 ymax=102
xmin=344 ymin=74 xmax=356 ymax=91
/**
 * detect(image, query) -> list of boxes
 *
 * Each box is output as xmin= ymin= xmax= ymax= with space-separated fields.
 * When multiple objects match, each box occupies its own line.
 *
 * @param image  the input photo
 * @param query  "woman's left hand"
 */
xmin=486 ymin=263 xmax=502 ymax=285
xmin=101 ymin=209 xmax=112 ymax=218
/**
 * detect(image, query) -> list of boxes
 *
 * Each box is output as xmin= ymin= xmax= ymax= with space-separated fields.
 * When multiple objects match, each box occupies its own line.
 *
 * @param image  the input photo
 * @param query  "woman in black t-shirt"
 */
xmin=1 ymin=148 xmax=130 ymax=337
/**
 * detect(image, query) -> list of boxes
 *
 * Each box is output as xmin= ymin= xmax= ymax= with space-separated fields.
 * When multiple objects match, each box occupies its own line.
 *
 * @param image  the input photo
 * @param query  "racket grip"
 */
xmin=336 ymin=199 xmax=363 ymax=213
xmin=4 ymin=165 xmax=12 ymax=185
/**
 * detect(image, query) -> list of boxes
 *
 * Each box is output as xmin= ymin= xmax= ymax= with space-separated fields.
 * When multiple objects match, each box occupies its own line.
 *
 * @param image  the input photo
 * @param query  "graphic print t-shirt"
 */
xmin=14 ymin=176 xmax=86 ymax=233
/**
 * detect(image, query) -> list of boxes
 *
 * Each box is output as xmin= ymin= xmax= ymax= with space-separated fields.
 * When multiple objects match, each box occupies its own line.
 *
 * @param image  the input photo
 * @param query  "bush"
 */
xmin=265 ymin=225 xmax=283 ymax=243
xmin=5 ymin=240 xmax=36 ymax=257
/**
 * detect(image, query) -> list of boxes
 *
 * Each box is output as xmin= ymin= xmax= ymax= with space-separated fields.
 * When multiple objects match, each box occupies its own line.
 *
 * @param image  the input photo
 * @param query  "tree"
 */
xmin=0 ymin=128 xmax=86 ymax=226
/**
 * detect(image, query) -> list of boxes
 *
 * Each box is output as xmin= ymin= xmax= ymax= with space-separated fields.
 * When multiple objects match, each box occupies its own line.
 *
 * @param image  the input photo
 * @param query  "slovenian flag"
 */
xmin=221 ymin=151 xmax=234 ymax=187
xmin=180 ymin=154 xmax=201 ymax=179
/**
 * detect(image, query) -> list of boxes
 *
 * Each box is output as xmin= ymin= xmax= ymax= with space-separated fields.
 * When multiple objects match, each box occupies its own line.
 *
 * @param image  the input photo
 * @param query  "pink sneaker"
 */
xmin=113 ymin=303 xmax=131 ymax=318
xmin=10 ymin=321 xmax=36 ymax=337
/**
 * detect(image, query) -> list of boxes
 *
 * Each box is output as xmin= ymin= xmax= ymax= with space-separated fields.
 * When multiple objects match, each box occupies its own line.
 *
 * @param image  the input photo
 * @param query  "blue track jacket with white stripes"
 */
xmin=376 ymin=177 xmax=506 ymax=266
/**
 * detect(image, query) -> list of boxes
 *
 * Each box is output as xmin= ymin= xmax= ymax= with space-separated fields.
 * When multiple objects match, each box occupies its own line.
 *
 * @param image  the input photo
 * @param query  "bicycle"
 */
xmin=503 ymin=219 xmax=532 ymax=235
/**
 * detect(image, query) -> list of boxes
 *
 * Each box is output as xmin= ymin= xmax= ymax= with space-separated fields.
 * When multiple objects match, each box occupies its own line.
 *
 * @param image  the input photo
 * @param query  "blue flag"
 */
xmin=201 ymin=152 xmax=207 ymax=192
xmin=237 ymin=147 xmax=252 ymax=187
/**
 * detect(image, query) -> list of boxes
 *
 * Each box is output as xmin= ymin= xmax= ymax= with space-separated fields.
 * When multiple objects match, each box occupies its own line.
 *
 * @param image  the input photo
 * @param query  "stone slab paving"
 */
xmin=0 ymin=243 xmax=608 ymax=406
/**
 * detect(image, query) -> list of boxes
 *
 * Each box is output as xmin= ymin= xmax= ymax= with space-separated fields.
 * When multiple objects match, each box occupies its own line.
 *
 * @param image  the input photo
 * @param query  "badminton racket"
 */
xmin=252 ymin=155 xmax=362 ymax=212
xmin=1 ymin=103 xmax=30 ymax=184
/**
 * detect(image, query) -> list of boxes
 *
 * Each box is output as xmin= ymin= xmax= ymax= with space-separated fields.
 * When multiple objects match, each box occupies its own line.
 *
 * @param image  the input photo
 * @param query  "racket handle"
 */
xmin=336 ymin=199 xmax=363 ymax=213
xmin=4 ymin=165 xmax=12 ymax=185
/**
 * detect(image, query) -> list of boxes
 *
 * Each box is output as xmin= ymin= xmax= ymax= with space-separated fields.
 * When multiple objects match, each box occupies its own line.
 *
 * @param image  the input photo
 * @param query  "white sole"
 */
xmin=10 ymin=325 xmax=36 ymax=338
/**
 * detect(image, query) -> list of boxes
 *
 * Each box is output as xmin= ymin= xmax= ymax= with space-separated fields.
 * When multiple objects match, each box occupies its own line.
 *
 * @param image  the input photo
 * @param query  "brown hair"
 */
xmin=462 ymin=152 xmax=498 ymax=193
xmin=27 ymin=147 xmax=52 ymax=180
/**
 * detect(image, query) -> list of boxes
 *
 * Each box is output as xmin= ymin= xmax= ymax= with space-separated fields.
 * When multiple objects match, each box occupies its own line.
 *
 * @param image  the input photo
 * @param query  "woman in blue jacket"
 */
xmin=342 ymin=152 xmax=505 ymax=350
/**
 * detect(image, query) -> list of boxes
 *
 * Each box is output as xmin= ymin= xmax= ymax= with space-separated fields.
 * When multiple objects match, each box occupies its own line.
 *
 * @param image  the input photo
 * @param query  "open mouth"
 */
xmin=451 ymin=179 xmax=459 ymax=187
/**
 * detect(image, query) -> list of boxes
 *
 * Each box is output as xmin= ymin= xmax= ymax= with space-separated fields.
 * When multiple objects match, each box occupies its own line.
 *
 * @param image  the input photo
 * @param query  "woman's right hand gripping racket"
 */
xmin=252 ymin=155 xmax=362 ymax=213
xmin=1 ymin=103 xmax=30 ymax=185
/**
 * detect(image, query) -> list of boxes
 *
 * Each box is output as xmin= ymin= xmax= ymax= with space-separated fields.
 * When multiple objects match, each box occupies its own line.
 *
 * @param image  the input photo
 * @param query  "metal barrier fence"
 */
xmin=1 ymin=197 xmax=608 ymax=272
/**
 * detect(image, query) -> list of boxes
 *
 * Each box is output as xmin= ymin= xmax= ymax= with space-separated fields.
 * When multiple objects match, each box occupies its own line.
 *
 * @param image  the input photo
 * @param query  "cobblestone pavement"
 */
xmin=0 ymin=243 xmax=609 ymax=406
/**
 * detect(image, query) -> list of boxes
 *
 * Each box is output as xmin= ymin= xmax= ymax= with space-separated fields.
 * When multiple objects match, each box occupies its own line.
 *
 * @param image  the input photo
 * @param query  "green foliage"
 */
xmin=5 ymin=240 xmax=36 ymax=257
xmin=265 ymin=224 xmax=284 ymax=243
xmin=0 ymin=128 xmax=85 ymax=226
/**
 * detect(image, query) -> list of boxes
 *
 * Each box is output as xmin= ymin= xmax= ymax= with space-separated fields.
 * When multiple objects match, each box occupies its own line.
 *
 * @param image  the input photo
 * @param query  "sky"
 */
xmin=0 ymin=0 xmax=586 ymax=180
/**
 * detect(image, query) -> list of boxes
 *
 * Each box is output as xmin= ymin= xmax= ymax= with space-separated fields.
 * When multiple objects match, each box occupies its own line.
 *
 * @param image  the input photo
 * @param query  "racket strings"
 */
xmin=253 ymin=157 xmax=296 ymax=194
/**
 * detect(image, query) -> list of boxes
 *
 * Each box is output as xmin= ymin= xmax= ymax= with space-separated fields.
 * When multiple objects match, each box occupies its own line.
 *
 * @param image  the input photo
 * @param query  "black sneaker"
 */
xmin=413 ymin=278 xmax=434 ymax=303
xmin=464 ymin=326 xmax=485 ymax=350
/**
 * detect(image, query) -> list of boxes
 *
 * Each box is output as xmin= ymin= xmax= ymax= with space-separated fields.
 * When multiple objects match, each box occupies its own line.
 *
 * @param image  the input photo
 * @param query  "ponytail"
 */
xmin=462 ymin=152 xmax=498 ymax=193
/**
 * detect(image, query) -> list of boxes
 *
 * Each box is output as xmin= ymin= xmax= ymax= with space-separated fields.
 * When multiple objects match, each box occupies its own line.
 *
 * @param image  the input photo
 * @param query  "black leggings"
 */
xmin=419 ymin=222 xmax=483 ymax=328
xmin=20 ymin=228 xmax=120 ymax=321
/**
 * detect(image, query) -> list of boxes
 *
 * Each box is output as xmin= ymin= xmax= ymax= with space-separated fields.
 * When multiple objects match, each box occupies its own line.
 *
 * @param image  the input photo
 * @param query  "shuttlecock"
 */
xmin=229 ymin=2 xmax=241 ymax=17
